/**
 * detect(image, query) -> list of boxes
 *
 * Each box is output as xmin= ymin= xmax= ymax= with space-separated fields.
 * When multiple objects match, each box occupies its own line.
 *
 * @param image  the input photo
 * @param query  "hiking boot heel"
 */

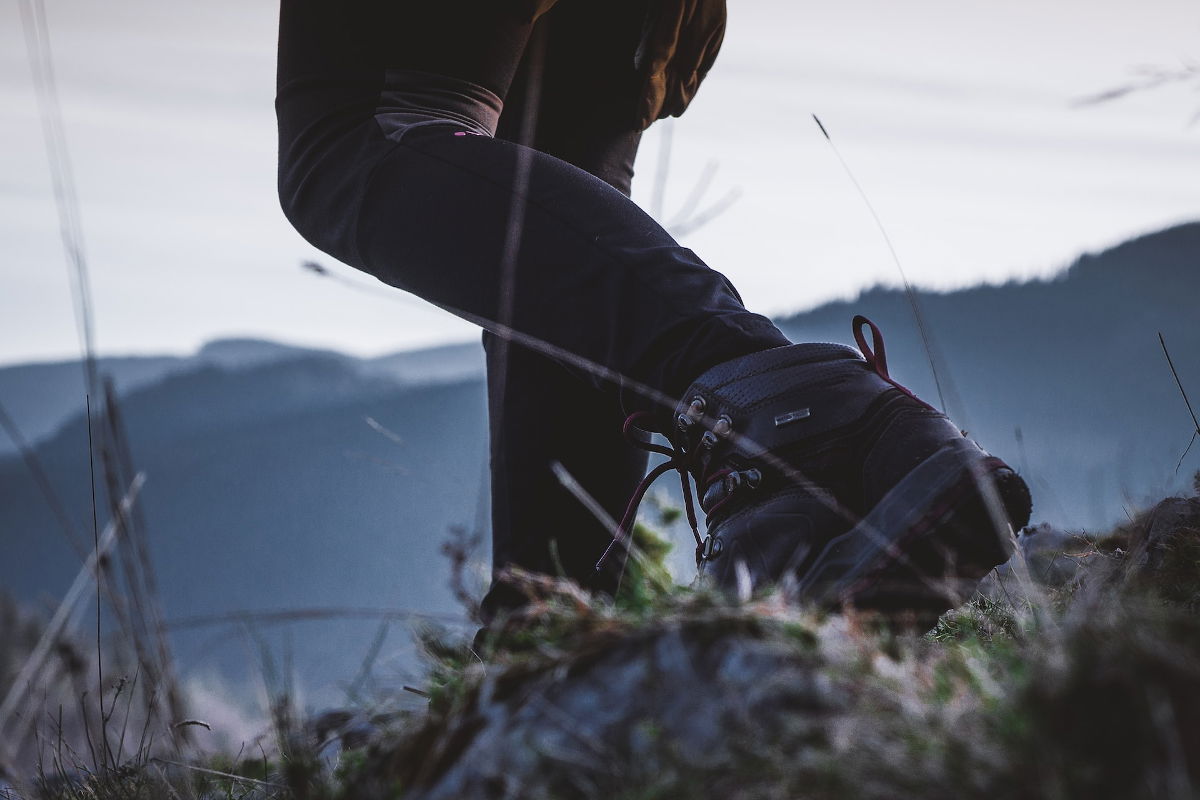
xmin=798 ymin=436 xmax=1032 ymax=611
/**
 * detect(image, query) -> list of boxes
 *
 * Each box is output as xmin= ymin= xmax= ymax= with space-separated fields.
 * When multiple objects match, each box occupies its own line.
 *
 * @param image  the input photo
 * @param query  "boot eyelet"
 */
xmin=700 ymin=431 xmax=718 ymax=449
xmin=686 ymin=396 xmax=706 ymax=421
xmin=676 ymin=413 xmax=693 ymax=431
xmin=702 ymin=535 xmax=723 ymax=560
xmin=713 ymin=415 xmax=733 ymax=438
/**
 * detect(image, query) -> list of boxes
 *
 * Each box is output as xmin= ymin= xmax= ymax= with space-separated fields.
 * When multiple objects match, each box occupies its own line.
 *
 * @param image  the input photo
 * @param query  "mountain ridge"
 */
xmin=0 ymin=340 xmax=485 ymax=456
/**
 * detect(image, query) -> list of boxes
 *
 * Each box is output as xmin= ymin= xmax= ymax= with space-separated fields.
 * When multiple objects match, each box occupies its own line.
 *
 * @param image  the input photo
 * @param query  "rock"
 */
xmin=977 ymin=496 xmax=1200 ymax=603
xmin=1128 ymin=496 xmax=1200 ymax=574
xmin=381 ymin=619 xmax=845 ymax=800
xmin=346 ymin=495 xmax=1200 ymax=799
xmin=976 ymin=523 xmax=1093 ymax=601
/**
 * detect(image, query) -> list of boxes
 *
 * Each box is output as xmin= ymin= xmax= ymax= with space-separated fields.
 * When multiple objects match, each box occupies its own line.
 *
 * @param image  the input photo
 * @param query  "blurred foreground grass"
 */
xmin=4 ymin=479 xmax=1200 ymax=800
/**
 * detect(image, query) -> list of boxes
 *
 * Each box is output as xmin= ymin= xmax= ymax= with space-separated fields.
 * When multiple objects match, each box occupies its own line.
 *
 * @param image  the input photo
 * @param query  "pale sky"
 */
xmin=2 ymin=0 xmax=1197 ymax=366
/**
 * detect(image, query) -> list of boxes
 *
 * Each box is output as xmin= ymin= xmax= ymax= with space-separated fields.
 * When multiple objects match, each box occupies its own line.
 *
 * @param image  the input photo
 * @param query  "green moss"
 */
xmin=612 ymin=522 xmax=679 ymax=616
xmin=928 ymin=594 xmax=1020 ymax=644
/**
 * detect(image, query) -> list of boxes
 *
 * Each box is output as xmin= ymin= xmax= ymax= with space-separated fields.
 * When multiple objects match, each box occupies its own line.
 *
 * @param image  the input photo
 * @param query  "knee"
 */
xmin=276 ymin=171 xmax=318 ymax=251
xmin=276 ymin=139 xmax=314 ymax=235
xmin=277 ymin=175 xmax=312 ymax=244
xmin=277 ymin=175 xmax=301 ymax=232
xmin=275 ymin=155 xmax=356 ymax=264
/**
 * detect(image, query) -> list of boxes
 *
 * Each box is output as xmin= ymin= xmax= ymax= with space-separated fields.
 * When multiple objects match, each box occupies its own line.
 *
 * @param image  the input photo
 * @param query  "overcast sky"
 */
xmin=2 ymin=0 xmax=1197 ymax=366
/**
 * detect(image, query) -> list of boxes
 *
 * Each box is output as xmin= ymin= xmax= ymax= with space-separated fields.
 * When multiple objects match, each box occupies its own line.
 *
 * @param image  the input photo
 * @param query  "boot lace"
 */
xmin=593 ymin=411 xmax=711 ymax=571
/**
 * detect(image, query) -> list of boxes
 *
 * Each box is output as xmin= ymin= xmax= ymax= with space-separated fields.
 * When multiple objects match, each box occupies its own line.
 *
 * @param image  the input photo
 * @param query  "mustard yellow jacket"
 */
xmin=515 ymin=0 xmax=727 ymax=130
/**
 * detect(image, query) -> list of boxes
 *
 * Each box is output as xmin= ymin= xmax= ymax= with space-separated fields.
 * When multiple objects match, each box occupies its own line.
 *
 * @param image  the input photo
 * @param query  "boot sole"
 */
xmin=793 ymin=437 xmax=1032 ymax=619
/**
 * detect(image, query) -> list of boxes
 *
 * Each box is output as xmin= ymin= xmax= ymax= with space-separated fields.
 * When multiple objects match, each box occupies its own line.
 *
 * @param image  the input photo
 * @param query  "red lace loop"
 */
xmin=852 ymin=314 xmax=889 ymax=378
xmin=852 ymin=314 xmax=935 ymax=410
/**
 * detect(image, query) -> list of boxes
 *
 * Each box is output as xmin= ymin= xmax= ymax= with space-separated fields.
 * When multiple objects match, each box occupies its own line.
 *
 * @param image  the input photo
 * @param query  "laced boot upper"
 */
xmin=598 ymin=316 xmax=1030 ymax=607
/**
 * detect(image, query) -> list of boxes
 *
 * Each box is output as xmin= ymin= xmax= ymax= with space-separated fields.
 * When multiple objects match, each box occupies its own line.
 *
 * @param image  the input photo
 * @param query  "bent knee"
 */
xmin=276 ymin=149 xmax=370 ymax=267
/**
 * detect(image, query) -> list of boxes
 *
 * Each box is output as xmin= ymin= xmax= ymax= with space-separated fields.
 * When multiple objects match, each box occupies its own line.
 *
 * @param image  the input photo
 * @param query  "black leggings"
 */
xmin=275 ymin=0 xmax=789 ymax=612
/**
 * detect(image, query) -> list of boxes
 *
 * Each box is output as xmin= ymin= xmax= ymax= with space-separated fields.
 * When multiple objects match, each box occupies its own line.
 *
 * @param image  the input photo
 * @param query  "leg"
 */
xmin=482 ymin=0 xmax=658 ymax=616
xmin=482 ymin=338 xmax=651 ymax=608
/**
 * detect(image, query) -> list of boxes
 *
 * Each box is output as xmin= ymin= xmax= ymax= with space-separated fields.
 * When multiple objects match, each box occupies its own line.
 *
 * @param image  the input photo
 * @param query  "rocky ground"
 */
xmin=6 ymin=480 xmax=1200 ymax=799
xmin=320 ymin=483 xmax=1200 ymax=800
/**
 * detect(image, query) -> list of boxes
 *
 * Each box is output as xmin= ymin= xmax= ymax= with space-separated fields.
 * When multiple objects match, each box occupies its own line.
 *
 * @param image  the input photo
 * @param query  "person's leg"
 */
xmin=481 ymin=0 xmax=659 ymax=616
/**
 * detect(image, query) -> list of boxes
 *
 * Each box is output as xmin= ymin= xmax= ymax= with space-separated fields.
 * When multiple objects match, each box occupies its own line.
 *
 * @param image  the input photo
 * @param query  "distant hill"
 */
xmin=0 ymin=339 xmax=484 ymax=457
xmin=1 ymin=221 xmax=1196 ymax=704
xmin=0 ymin=355 xmax=185 ymax=456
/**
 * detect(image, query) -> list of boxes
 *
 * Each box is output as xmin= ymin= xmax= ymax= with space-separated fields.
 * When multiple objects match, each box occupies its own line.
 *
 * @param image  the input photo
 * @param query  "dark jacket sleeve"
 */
xmin=633 ymin=0 xmax=727 ymax=129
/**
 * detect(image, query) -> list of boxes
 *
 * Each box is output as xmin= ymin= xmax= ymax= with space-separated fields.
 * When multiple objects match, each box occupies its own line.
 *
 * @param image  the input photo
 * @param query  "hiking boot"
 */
xmin=604 ymin=316 xmax=1031 ymax=617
